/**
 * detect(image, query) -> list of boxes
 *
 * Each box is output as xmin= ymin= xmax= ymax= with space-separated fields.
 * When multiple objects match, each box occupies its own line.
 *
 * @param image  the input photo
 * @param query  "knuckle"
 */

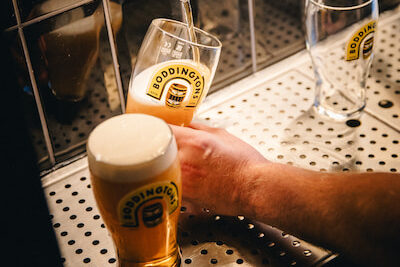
xmin=213 ymin=127 xmax=227 ymax=135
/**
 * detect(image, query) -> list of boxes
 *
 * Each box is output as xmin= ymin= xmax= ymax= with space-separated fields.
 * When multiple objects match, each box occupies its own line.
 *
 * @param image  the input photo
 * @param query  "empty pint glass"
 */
xmin=126 ymin=18 xmax=221 ymax=126
xmin=87 ymin=114 xmax=181 ymax=266
xmin=305 ymin=0 xmax=378 ymax=119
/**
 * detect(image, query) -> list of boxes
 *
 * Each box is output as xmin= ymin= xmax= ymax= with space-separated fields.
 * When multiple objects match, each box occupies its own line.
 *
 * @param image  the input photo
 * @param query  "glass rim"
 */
xmin=151 ymin=18 xmax=222 ymax=50
xmin=309 ymin=0 xmax=374 ymax=10
xmin=87 ymin=113 xmax=176 ymax=168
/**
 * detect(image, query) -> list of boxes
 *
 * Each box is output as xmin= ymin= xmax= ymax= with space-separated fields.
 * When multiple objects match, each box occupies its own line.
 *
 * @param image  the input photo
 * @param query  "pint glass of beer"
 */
xmin=126 ymin=18 xmax=222 ymax=126
xmin=87 ymin=114 xmax=181 ymax=266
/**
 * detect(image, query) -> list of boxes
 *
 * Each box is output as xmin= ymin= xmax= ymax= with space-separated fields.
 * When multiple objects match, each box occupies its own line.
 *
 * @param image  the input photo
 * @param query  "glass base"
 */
xmin=313 ymin=88 xmax=365 ymax=120
xmin=313 ymin=102 xmax=364 ymax=121
xmin=118 ymin=249 xmax=181 ymax=267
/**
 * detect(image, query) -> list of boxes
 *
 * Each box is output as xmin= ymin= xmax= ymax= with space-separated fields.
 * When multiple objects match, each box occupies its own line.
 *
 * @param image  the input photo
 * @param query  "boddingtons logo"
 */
xmin=346 ymin=20 xmax=376 ymax=61
xmin=146 ymin=64 xmax=205 ymax=109
xmin=118 ymin=181 xmax=179 ymax=227
xmin=165 ymin=83 xmax=188 ymax=108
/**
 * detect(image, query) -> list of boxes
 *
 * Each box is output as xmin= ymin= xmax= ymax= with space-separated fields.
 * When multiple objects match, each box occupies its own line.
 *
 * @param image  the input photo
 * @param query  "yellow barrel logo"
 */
xmin=118 ymin=181 xmax=179 ymax=227
xmin=165 ymin=83 xmax=188 ymax=108
xmin=147 ymin=63 xmax=205 ymax=109
xmin=362 ymin=36 xmax=374 ymax=59
xmin=346 ymin=20 xmax=376 ymax=61
xmin=142 ymin=203 xmax=163 ymax=227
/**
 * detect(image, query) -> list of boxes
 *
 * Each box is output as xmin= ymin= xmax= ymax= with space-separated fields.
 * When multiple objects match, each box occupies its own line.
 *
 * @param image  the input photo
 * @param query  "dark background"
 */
xmin=1 ymin=30 xmax=63 ymax=266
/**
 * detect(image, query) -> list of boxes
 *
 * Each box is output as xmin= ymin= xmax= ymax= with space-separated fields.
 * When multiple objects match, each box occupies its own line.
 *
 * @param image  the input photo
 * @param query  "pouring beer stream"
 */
xmin=180 ymin=0 xmax=200 ymax=63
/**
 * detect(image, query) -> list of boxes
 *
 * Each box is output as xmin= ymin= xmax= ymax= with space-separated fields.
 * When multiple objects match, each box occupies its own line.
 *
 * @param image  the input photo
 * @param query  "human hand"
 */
xmin=170 ymin=123 xmax=268 ymax=216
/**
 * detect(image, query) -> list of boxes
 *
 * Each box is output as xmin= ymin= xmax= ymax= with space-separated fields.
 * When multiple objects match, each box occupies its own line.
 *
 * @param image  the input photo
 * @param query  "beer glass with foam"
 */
xmin=126 ymin=18 xmax=221 ymax=126
xmin=87 ymin=114 xmax=181 ymax=266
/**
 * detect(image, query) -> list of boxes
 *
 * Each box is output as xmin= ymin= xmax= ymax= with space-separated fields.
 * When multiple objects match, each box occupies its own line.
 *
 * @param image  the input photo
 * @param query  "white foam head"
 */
xmin=87 ymin=114 xmax=177 ymax=182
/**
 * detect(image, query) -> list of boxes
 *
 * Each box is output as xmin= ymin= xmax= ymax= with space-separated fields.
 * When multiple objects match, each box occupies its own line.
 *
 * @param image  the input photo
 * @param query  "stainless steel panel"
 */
xmin=21 ymin=2 xmax=123 ymax=172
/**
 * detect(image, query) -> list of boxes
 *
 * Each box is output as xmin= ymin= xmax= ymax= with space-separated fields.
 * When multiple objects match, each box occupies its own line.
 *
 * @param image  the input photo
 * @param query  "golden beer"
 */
xmin=126 ymin=94 xmax=195 ymax=126
xmin=87 ymin=114 xmax=181 ymax=266
xmin=126 ymin=60 xmax=212 ymax=126
xmin=125 ymin=17 xmax=221 ymax=126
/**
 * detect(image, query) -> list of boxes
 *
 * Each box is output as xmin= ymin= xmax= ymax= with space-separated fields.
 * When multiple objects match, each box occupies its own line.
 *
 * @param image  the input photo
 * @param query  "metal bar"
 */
xmin=5 ymin=0 xmax=94 ymax=32
xmin=11 ymin=0 xmax=56 ymax=166
xmin=248 ymin=0 xmax=258 ymax=73
xmin=364 ymin=108 xmax=400 ymax=133
xmin=102 ymin=0 xmax=126 ymax=113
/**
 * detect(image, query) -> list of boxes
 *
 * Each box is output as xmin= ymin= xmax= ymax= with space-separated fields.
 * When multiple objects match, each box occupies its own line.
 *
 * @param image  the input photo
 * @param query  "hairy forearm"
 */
xmin=239 ymin=162 xmax=400 ymax=266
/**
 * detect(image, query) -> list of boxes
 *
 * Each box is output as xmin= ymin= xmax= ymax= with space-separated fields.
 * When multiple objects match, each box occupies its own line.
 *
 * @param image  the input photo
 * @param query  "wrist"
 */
xmin=236 ymin=160 xmax=275 ymax=220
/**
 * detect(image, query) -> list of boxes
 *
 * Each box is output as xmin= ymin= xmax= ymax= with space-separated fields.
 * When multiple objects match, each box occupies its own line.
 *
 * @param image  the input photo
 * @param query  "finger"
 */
xmin=169 ymin=124 xmax=194 ymax=137
xmin=187 ymin=122 xmax=219 ymax=132
xmin=169 ymin=124 xmax=199 ymax=147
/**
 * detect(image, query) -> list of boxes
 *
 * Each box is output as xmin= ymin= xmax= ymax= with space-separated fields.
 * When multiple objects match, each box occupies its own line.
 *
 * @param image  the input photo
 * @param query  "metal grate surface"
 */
xmin=43 ymin=9 xmax=399 ymax=267
xmin=209 ymin=0 xmax=305 ymax=91
xmin=42 ymin=159 xmax=333 ymax=266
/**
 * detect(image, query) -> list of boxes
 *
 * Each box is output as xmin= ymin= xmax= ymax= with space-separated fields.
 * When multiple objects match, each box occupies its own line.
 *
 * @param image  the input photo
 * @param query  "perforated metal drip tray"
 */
xmin=42 ymin=161 xmax=334 ymax=267
xmin=42 ymin=9 xmax=400 ymax=267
